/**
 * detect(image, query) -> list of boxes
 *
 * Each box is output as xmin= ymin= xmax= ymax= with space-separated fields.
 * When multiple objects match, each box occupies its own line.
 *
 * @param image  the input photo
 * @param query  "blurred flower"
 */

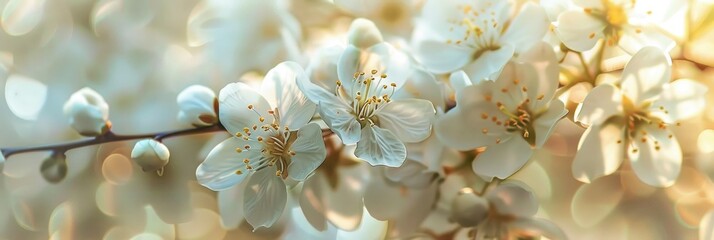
xmin=702 ymin=209 xmax=714 ymax=240
xmin=573 ymin=47 xmax=707 ymax=187
xmin=298 ymin=18 xmax=435 ymax=167
xmin=450 ymin=183 xmax=567 ymax=240
xmin=40 ymin=153 xmax=68 ymax=183
xmin=436 ymin=43 xmax=567 ymax=180
xmin=176 ymin=85 xmax=217 ymax=127
xmin=555 ymin=0 xmax=677 ymax=53
xmin=196 ymin=61 xmax=326 ymax=229
xmin=62 ymin=87 xmax=110 ymax=136
xmin=131 ymin=139 xmax=170 ymax=173
xmin=334 ymin=0 xmax=421 ymax=38
xmin=412 ymin=0 xmax=549 ymax=82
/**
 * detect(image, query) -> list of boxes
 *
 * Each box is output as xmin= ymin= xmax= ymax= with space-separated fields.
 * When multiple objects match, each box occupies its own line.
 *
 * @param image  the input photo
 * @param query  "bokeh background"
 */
xmin=0 ymin=0 xmax=712 ymax=239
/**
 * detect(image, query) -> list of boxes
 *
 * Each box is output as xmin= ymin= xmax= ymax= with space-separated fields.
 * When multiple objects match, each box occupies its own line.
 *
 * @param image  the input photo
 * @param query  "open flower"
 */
xmin=451 ymin=183 xmax=567 ymax=240
xmin=196 ymin=61 xmax=327 ymax=229
xmin=573 ymin=47 xmax=707 ymax=187
xmin=556 ymin=0 xmax=678 ymax=53
xmin=436 ymin=43 xmax=567 ymax=180
xmin=412 ymin=0 xmax=549 ymax=82
xmin=298 ymin=18 xmax=435 ymax=167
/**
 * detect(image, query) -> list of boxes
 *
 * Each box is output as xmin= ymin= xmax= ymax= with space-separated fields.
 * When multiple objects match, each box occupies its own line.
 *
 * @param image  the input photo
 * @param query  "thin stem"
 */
xmin=1 ymin=124 xmax=227 ymax=159
xmin=576 ymin=52 xmax=593 ymax=81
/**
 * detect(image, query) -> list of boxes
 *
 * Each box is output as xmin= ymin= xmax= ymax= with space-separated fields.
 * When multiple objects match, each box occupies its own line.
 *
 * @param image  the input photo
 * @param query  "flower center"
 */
xmin=336 ymin=69 xmax=397 ymax=128
xmin=619 ymin=96 xmax=671 ymax=153
xmin=479 ymin=81 xmax=546 ymax=147
xmin=444 ymin=3 xmax=502 ymax=51
xmin=232 ymin=106 xmax=297 ymax=178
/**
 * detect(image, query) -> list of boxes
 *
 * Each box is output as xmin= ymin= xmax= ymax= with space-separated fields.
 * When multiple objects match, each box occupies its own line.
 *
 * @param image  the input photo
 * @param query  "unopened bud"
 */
xmin=347 ymin=18 xmax=383 ymax=49
xmin=131 ymin=139 xmax=170 ymax=172
xmin=41 ymin=153 xmax=68 ymax=183
xmin=63 ymin=88 xmax=110 ymax=136
xmin=451 ymin=188 xmax=489 ymax=227
xmin=177 ymin=85 xmax=217 ymax=127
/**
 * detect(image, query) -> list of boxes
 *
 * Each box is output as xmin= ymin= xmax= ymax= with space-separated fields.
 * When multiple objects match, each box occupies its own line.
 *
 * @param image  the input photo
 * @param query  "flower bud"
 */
xmin=63 ymin=88 xmax=110 ymax=136
xmin=347 ymin=18 xmax=383 ymax=49
xmin=452 ymin=188 xmax=489 ymax=227
xmin=177 ymin=85 xmax=217 ymax=127
xmin=131 ymin=139 xmax=170 ymax=172
xmin=41 ymin=153 xmax=68 ymax=183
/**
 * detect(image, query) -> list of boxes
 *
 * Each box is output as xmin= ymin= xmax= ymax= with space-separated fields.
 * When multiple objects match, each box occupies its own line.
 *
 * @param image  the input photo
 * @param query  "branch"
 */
xmin=1 ymin=124 xmax=227 ymax=159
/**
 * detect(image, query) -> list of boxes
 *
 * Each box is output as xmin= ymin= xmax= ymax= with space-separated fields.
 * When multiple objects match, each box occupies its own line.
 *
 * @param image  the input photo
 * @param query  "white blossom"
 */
xmin=298 ymin=18 xmax=435 ymax=167
xmin=573 ymin=46 xmax=708 ymax=187
xmin=196 ymin=61 xmax=326 ymax=229
xmin=176 ymin=85 xmax=217 ymax=127
xmin=131 ymin=139 xmax=171 ymax=172
xmin=62 ymin=87 xmax=110 ymax=136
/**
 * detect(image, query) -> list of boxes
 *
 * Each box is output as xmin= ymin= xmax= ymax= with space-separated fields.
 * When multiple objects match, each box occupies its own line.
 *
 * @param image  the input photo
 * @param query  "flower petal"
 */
xmin=261 ymin=61 xmax=317 ymax=130
xmin=376 ymin=99 xmax=435 ymax=143
xmin=317 ymin=97 xmax=362 ymax=145
xmin=572 ymin=122 xmax=626 ymax=183
xmin=243 ymin=166 xmax=287 ymax=230
xmin=288 ymin=123 xmax=327 ymax=181
xmin=462 ymin=44 xmax=515 ymax=82
xmin=556 ymin=10 xmax=606 ymax=52
xmin=618 ymin=26 xmax=675 ymax=54
xmin=620 ymin=46 xmax=672 ymax=104
xmin=485 ymin=182 xmax=538 ymax=218
xmin=532 ymin=100 xmax=568 ymax=148
xmin=627 ymin=125 xmax=682 ymax=187
xmin=412 ymin=24 xmax=472 ymax=74
xmin=575 ymin=84 xmax=623 ymax=126
xmin=473 ymin=137 xmax=533 ymax=179
xmin=700 ymin=209 xmax=714 ymax=240
xmin=337 ymin=43 xmax=410 ymax=94
xmin=501 ymin=3 xmax=550 ymax=54
xmin=218 ymin=82 xmax=273 ymax=136
xmin=650 ymin=79 xmax=707 ymax=122
xmin=299 ymin=173 xmax=328 ymax=231
xmin=435 ymin=84 xmax=506 ymax=150
xmin=306 ymin=45 xmax=344 ymax=91
xmin=217 ymin=182 xmax=245 ymax=229
xmin=517 ymin=42 xmax=560 ymax=110
xmin=355 ymin=125 xmax=407 ymax=167
xmin=196 ymin=138 xmax=261 ymax=191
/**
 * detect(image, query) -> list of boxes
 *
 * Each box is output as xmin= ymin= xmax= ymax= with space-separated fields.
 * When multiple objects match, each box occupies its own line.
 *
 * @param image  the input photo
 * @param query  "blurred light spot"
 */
xmin=48 ymin=202 xmax=74 ymax=239
xmin=11 ymin=198 xmax=38 ymax=231
xmin=143 ymin=206 xmax=175 ymax=239
xmin=102 ymin=153 xmax=133 ymax=185
xmin=619 ymin=170 xmax=656 ymax=198
xmin=1 ymin=0 xmax=45 ymax=36
xmin=571 ymin=175 xmax=623 ymax=227
xmin=5 ymin=74 xmax=47 ymax=121
xmin=130 ymin=233 xmax=162 ymax=240
xmin=666 ymin=166 xmax=712 ymax=198
xmin=96 ymin=182 xmax=118 ymax=216
xmin=698 ymin=130 xmax=714 ymax=153
xmin=176 ymin=208 xmax=225 ymax=240
xmin=674 ymin=195 xmax=711 ymax=228
xmin=510 ymin=161 xmax=552 ymax=201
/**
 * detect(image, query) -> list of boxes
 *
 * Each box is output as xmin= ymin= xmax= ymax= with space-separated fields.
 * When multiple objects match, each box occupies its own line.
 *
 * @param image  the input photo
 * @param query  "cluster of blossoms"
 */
xmin=3 ymin=0 xmax=714 ymax=239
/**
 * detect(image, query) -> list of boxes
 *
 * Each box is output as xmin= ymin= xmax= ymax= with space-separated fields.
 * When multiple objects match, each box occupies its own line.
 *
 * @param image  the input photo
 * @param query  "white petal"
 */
xmin=261 ymin=61 xmax=317 ymax=130
xmin=1 ymin=0 xmax=45 ymax=36
xmin=572 ymin=122 xmax=626 ymax=183
xmin=508 ymin=218 xmax=568 ymax=240
xmin=392 ymin=67 xmax=446 ymax=111
xmin=556 ymin=10 xmax=606 ymax=52
xmin=217 ymin=183 xmax=245 ymax=229
xmin=435 ymin=85 xmax=506 ymax=150
xmin=196 ymin=138 xmax=261 ymax=191
xmin=700 ymin=209 xmax=714 ymax=240
xmin=627 ymin=125 xmax=682 ymax=187
xmin=317 ymin=97 xmax=362 ymax=145
xmin=355 ymin=125 xmax=407 ymax=167
xmin=575 ymin=84 xmax=623 ymax=126
xmin=337 ymin=43 xmax=410 ymax=94
xmin=412 ymin=25 xmax=472 ymax=74
xmin=541 ymin=0 xmax=573 ymax=21
xmin=618 ymin=26 xmax=675 ymax=54
xmin=462 ymin=44 xmax=515 ymax=82
xmin=218 ymin=83 xmax=273 ymax=136
xmin=288 ymin=123 xmax=327 ymax=181
xmin=346 ymin=18 xmax=383 ymax=49
xmin=243 ymin=166 xmax=287 ymax=230
xmin=501 ymin=3 xmax=550 ymax=54
xmin=532 ymin=100 xmax=568 ymax=148
xmin=650 ymin=79 xmax=707 ymax=122
xmin=620 ymin=46 xmax=671 ymax=104
xmin=6 ymin=74 xmax=47 ymax=121
xmin=299 ymin=174 xmax=328 ymax=231
xmin=376 ymin=99 xmax=434 ymax=143
xmin=485 ymin=182 xmax=538 ymax=218
xmin=572 ymin=0 xmax=604 ymax=9
xmin=449 ymin=71 xmax=473 ymax=97
xmin=517 ymin=42 xmax=560 ymax=110
xmin=177 ymin=85 xmax=216 ymax=127
xmin=306 ymin=45 xmax=344 ymax=91
xmin=473 ymin=137 xmax=533 ymax=179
